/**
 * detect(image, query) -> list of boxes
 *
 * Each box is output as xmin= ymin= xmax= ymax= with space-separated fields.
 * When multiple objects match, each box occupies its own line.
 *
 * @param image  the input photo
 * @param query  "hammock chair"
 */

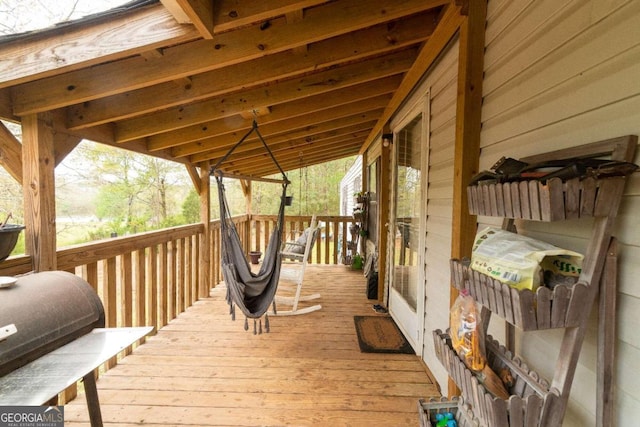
xmin=211 ymin=120 xmax=289 ymax=334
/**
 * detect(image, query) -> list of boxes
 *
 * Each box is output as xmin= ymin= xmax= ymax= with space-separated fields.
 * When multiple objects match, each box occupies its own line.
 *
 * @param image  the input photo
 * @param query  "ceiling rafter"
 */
xmin=115 ymin=48 xmax=417 ymax=143
xmin=173 ymin=103 xmax=386 ymax=159
xmin=217 ymin=130 xmax=371 ymax=171
xmin=11 ymin=0 xmax=441 ymax=117
xmin=160 ymin=0 xmax=215 ymax=38
xmin=146 ymin=82 xmax=396 ymax=151
xmin=0 ymin=0 xmax=457 ymax=178
xmin=188 ymin=117 xmax=379 ymax=163
xmin=63 ymin=11 xmax=436 ymax=129
xmin=212 ymin=0 xmax=330 ymax=34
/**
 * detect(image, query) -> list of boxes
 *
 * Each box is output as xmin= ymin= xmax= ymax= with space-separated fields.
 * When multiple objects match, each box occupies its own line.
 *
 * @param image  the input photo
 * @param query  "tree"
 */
xmin=182 ymin=190 xmax=200 ymax=224
xmin=251 ymin=157 xmax=356 ymax=216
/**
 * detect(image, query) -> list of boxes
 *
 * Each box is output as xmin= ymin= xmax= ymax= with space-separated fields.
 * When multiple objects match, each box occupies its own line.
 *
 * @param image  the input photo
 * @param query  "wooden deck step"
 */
xmin=64 ymin=265 xmax=440 ymax=426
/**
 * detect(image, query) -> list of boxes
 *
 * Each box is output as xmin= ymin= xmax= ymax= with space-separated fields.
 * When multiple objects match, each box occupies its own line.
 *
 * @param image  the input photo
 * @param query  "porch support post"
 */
xmin=21 ymin=113 xmax=57 ymax=272
xmin=450 ymin=0 xmax=487 ymax=397
xmin=198 ymin=161 xmax=210 ymax=298
xmin=378 ymin=132 xmax=392 ymax=302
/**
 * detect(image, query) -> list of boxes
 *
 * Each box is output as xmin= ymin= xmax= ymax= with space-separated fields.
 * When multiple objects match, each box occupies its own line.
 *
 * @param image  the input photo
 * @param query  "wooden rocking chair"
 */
xmin=274 ymin=215 xmax=322 ymax=315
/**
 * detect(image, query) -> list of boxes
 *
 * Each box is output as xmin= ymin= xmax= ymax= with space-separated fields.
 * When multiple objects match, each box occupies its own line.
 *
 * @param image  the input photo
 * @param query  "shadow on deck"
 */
xmin=65 ymin=264 xmax=441 ymax=426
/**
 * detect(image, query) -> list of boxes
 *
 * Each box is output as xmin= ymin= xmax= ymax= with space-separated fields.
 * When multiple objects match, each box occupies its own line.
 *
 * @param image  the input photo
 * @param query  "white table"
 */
xmin=0 ymin=327 xmax=153 ymax=426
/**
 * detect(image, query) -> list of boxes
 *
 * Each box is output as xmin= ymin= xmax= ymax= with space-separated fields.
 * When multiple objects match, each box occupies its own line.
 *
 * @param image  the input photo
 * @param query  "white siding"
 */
xmin=422 ymin=38 xmax=459 ymax=393
xmin=389 ymin=36 xmax=460 ymax=392
xmin=480 ymin=0 xmax=640 ymax=425
xmin=339 ymin=156 xmax=362 ymax=216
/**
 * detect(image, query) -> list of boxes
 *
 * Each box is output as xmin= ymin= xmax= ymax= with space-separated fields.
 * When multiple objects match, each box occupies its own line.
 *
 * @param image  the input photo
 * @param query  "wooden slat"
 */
xmin=564 ymin=178 xmax=580 ymax=219
xmin=178 ymin=238 xmax=187 ymax=314
xmin=121 ymin=252 xmax=133 ymax=327
xmin=63 ymin=265 xmax=439 ymax=426
xmin=510 ymin=182 xmax=521 ymax=218
xmin=580 ymin=177 xmax=597 ymax=216
xmin=0 ymin=4 xmax=199 ymax=88
xmin=519 ymin=181 xmax=531 ymax=220
xmin=594 ymin=177 xmax=625 ymax=217
xmin=135 ymin=249 xmax=146 ymax=327
xmin=528 ymin=181 xmax=541 ymax=221
xmin=159 ymin=242 xmax=169 ymax=327
xmin=536 ymin=287 xmax=551 ymax=329
xmin=147 ymin=245 xmax=159 ymax=329
xmin=597 ymin=239 xmax=617 ymax=427
xmin=547 ymin=178 xmax=565 ymax=221
xmin=168 ymin=241 xmax=177 ymax=321
xmin=103 ymin=257 xmax=118 ymax=328
xmin=550 ymin=285 xmax=571 ymax=328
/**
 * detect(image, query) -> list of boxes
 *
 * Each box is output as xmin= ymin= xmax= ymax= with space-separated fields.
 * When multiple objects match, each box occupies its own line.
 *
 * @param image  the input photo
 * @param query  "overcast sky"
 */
xmin=0 ymin=0 xmax=131 ymax=35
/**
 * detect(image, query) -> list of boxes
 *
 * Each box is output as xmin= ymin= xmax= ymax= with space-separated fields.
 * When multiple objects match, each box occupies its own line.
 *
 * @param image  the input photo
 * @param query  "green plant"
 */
xmin=351 ymin=253 xmax=363 ymax=270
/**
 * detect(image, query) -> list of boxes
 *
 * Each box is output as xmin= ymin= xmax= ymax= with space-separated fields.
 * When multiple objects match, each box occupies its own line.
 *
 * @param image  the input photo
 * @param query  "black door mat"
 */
xmin=353 ymin=315 xmax=414 ymax=354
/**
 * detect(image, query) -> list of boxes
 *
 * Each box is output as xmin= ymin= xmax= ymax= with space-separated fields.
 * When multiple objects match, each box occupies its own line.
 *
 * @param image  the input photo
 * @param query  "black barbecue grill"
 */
xmin=0 ymin=271 xmax=152 ymax=427
xmin=0 ymin=271 xmax=105 ymax=377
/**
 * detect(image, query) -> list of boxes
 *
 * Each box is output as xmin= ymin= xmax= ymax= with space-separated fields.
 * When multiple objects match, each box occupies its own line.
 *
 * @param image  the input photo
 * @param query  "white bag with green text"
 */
xmin=470 ymin=227 xmax=583 ymax=291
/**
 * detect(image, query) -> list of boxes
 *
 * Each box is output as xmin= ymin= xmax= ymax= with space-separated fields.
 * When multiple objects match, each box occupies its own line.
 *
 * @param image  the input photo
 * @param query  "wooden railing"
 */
xmin=250 ymin=215 xmax=356 ymax=265
xmin=0 ymin=214 xmax=352 ymax=401
xmin=0 ymin=214 xmax=352 ymax=330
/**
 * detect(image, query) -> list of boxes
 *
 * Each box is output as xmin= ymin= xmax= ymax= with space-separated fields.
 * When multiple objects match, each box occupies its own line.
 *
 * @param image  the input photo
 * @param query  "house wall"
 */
xmin=477 ymin=0 xmax=640 ymax=425
xmin=388 ymin=36 xmax=460 ymax=390
xmin=339 ymin=155 xmax=363 ymax=217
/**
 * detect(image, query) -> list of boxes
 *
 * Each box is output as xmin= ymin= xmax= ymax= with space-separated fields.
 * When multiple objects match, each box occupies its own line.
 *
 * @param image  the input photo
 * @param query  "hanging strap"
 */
xmin=210 ymin=120 xmax=289 ymax=184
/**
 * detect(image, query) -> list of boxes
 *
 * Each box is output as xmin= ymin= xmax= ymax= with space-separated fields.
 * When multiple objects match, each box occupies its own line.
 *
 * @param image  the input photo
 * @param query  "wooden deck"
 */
xmin=65 ymin=265 xmax=440 ymax=426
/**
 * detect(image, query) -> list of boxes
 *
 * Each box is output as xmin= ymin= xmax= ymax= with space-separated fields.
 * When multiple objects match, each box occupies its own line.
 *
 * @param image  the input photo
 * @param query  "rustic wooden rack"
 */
xmin=430 ymin=135 xmax=637 ymax=427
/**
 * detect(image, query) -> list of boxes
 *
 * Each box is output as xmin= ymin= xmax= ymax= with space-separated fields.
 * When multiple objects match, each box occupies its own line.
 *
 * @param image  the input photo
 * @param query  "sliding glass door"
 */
xmin=389 ymin=111 xmax=426 ymax=351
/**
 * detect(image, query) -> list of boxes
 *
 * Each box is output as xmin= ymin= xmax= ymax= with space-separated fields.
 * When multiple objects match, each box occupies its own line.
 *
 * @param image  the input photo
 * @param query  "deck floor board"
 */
xmin=64 ymin=265 xmax=440 ymax=426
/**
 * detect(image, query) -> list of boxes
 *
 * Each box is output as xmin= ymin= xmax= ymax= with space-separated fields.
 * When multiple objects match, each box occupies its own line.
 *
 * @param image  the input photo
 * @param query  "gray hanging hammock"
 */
xmin=211 ymin=120 xmax=289 ymax=334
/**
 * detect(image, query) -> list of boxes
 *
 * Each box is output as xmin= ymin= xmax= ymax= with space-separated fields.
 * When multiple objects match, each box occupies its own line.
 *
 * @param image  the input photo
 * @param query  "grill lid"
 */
xmin=0 ymin=271 xmax=105 ymax=376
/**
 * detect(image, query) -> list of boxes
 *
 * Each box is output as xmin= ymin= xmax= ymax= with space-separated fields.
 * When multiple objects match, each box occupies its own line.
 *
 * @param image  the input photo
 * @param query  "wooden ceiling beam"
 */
xmin=161 ymin=0 xmax=215 ymax=39
xmin=361 ymin=2 xmax=465 ymax=154
xmin=53 ymin=134 xmax=82 ymax=166
xmin=0 ymin=3 xmax=199 ymax=88
xmin=180 ymin=110 xmax=381 ymax=160
xmin=236 ymin=144 xmax=362 ymax=177
xmin=220 ymin=132 xmax=369 ymax=170
xmin=178 ymin=108 xmax=382 ymax=161
xmin=0 ymin=121 xmax=23 ymax=183
xmin=115 ymin=48 xmax=416 ymax=142
xmin=148 ymin=91 xmax=392 ymax=151
xmin=0 ymin=91 xmax=15 ymax=122
xmin=190 ymin=120 xmax=376 ymax=164
xmin=64 ymin=10 xmax=434 ymax=129
xmin=12 ymin=0 xmax=440 ymax=117
xmin=146 ymin=75 xmax=400 ymax=151
xmin=213 ymin=0 xmax=329 ymax=33
xmin=286 ymin=9 xmax=308 ymax=55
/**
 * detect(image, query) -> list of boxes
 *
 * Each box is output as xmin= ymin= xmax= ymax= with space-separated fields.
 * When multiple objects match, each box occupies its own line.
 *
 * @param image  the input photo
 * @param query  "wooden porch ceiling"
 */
xmin=0 ymin=0 xmax=458 ymax=178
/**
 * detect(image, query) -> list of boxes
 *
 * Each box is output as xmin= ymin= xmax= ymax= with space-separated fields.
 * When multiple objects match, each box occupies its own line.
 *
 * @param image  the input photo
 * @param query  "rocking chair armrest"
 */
xmin=282 ymin=242 xmax=305 ymax=249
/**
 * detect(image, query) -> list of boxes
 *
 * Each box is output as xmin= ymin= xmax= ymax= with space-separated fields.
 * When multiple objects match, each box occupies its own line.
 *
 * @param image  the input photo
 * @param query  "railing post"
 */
xmin=198 ymin=162 xmax=211 ymax=298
